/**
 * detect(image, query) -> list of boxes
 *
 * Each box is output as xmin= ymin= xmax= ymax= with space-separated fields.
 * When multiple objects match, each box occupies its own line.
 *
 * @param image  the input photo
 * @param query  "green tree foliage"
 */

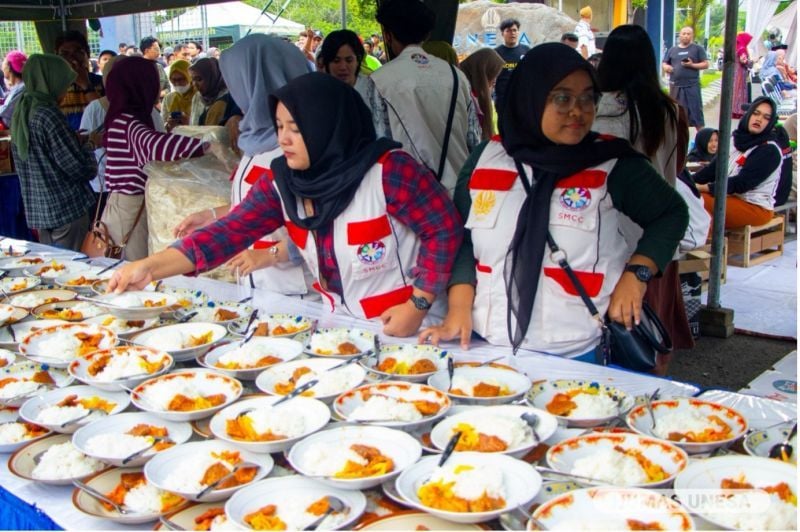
xmin=676 ymin=0 xmax=713 ymax=38
xmin=241 ymin=0 xmax=381 ymax=38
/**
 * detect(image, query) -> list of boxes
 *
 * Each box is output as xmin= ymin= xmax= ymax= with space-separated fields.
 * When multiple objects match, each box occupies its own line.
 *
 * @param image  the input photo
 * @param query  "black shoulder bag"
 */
xmin=545 ymin=232 xmax=672 ymax=372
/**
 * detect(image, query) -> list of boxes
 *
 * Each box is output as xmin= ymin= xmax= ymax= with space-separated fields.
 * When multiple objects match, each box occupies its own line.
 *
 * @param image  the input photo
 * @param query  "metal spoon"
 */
xmin=73 ymin=479 xmax=132 ymax=515
xmin=446 ymin=357 xmax=455 ymax=391
xmin=195 ymin=461 xmax=260 ymax=499
xmin=238 ymin=309 xmax=260 ymax=347
xmin=59 ymin=407 xmax=108 ymax=428
xmin=478 ymin=355 xmax=505 ymax=367
xmin=303 ymin=496 xmax=347 ymax=531
xmin=515 ymin=502 xmax=549 ymax=531
xmin=272 ymin=379 xmax=319 ymax=407
xmin=0 ymin=383 xmax=54 ymax=405
xmin=768 ymin=423 xmax=797 ymax=462
xmin=534 ymin=466 xmax=611 ymax=485
xmin=76 ymin=295 xmax=128 ymax=309
xmin=121 ymin=436 xmax=173 ymax=465
xmin=158 ymin=515 xmax=183 ymax=530
xmin=645 ymin=388 xmax=659 ymax=431
xmin=96 ymin=258 xmax=124 ymax=276
xmin=438 ymin=431 xmax=462 ymax=467
xmin=520 ymin=412 xmax=542 ymax=444
xmin=2 ymin=324 xmax=16 ymax=342
xmin=175 ymin=311 xmax=198 ymax=324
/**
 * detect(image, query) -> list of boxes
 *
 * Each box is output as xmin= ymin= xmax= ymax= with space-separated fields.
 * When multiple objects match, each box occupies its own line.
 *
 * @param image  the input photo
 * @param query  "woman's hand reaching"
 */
xmin=226 ymin=248 xmax=282 ymax=277
xmin=108 ymin=260 xmax=155 ymax=293
xmin=173 ymin=206 xmax=227 ymax=238
xmin=418 ymin=305 xmax=473 ymax=350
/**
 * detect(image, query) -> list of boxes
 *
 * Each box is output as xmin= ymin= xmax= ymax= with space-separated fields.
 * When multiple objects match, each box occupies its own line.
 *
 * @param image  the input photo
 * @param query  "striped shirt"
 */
xmin=104 ymin=113 xmax=204 ymax=194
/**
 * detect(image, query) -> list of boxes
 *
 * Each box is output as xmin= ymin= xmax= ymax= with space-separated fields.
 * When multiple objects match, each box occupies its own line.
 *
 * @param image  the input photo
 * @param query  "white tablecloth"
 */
xmin=0 ymin=237 xmax=706 ymax=530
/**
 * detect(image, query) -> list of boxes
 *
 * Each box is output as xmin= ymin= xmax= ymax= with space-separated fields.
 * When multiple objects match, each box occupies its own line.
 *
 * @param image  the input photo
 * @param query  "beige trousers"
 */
xmin=101 ymin=192 xmax=149 ymax=260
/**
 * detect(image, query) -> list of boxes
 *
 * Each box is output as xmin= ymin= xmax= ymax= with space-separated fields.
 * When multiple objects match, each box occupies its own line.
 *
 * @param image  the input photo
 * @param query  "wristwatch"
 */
xmin=625 ymin=264 xmax=653 ymax=283
xmin=410 ymin=293 xmax=433 ymax=311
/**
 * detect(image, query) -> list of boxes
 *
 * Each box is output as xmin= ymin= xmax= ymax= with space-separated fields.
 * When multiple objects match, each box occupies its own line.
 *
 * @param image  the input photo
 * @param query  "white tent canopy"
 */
xmin=156 ymin=1 xmax=304 ymax=38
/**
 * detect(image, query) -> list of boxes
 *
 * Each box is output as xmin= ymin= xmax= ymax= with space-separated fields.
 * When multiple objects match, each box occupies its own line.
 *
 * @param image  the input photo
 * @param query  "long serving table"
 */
xmin=0 ymin=238 xmax=793 ymax=530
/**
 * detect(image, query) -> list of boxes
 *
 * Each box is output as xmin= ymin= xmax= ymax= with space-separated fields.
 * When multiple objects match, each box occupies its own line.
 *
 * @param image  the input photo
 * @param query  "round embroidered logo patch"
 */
xmin=772 ymin=379 xmax=796 ymax=394
xmin=560 ymin=187 xmax=592 ymax=211
xmin=411 ymin=53 xmax=429 ymax=65
xmin=357 ymin=241 xmax=386 ymax=264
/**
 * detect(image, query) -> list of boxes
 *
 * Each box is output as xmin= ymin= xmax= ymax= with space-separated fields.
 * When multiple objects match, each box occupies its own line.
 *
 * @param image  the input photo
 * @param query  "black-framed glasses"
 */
xmin=548 ymin=91 xmax=598 ymax=114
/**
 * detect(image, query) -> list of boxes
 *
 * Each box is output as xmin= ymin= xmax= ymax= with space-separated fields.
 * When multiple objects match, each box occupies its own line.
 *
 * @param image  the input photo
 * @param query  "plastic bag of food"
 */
xmin=144 ymin=126 xmax=240 ymax=282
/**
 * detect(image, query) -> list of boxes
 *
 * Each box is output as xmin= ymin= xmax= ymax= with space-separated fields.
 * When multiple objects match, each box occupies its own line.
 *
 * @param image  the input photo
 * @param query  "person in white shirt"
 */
xmin=367 ymin=0 xmax=479 ymax=195
xmin=575 ymin=6 xmax=596 ymax=59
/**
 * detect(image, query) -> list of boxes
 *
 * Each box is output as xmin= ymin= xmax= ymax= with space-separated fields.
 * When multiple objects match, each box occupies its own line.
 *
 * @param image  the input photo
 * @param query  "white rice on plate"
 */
xmin=424 ymin=461 xmax=505 ymax=502
xmin=140 ymin=374 xmax=233 ymax=410
xmin=84 ymin=433 xmax=155 ymax=458
xmin=92 ymin=352 xmax=164 ymax=382
xmin=652 ymin=410 xmax=727 ymax=441
xmin=32 ymin=441 xmax=104 ymax=480
xmin=349 ymin=396 xmax=422 ymax=422
xmin=570 ymin=448 xmax=649 ymax=485
xmin=565 ymin=392 xmax=619 ymax=419
xmin=241 ymin=408 xmax=306 ymax=439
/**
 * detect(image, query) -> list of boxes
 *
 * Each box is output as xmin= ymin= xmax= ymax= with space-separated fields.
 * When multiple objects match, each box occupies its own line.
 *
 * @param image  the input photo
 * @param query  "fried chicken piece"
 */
xmin=75 ymin=332 xmax=105 ymax=356
xmin=56 ymin=394 xmax=80 ymax=407
xmin=125 ymin=320 xmax=145 ymax=328
xmin=194 ymin=507 xmax=226 ymax=530
xmin=126 ymin=424 xmax=169 ymax=438
xmin=473 ymin=382 xmax=502 ymax=397
xmin=412 ymin=400 xmax=441 ymax=416
xmin=626 ymin=519 xmax=665 ymax=530
xmin=254 ymin=323 xmax=270 ymax=336
xmin=306 ymin=497 xmax=331 ymax=516
xmin=477 ymin=433 xmax=509 ymax=452
xmin=409 ymin=359 xmax=437 ymax=374
xmin=214 ymin=308 xmax=239 ymax=321
xmin=87 ymin=354 xmax=112 ymax=377
xmin=337 ymin=341 xmax=360 ymax=355
xmin=31 ymin=371 xmax=55 ymax=384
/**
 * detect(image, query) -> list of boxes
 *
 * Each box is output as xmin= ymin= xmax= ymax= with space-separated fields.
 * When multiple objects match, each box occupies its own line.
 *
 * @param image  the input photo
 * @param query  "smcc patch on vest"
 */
xmin=560 ymin=187 xmax=592 ymax=211
xmin=357 ymin=241 xmax=387 ymax=264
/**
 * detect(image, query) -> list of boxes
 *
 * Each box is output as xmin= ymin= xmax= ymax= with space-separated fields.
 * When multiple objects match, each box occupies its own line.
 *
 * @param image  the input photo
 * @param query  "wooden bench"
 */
xmin=774 ymin=201 xmax=797 ymax=235
xmin=726 ymin=216 xmax=785 ymax=267
xmin=678 ymin=239 xmax=727 ymax=292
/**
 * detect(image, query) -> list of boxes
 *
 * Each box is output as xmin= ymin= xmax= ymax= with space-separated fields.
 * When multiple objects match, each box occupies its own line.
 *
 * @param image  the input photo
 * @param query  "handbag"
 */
xmin=81 ymin=195 xmax=145 ymax=259
xmin=545 ymin=232 xmax=672 ymax=372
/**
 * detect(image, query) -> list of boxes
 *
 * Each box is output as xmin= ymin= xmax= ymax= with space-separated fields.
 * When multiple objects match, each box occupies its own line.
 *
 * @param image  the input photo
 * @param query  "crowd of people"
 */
xmin=0 ymin=0 xmax=796 ymax=373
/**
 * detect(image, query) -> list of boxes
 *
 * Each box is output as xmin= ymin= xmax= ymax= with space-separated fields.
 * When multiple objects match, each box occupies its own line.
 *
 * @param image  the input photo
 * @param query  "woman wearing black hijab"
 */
xmin=694 ymin=96 xmax=781 ymax=229
xmin=420 ymin=43 xmax=688 ymax=364
xmin=687 ymin=127 xmax=719 ymax=164
xmin=108 ymin=73 xmax=462 ymax=338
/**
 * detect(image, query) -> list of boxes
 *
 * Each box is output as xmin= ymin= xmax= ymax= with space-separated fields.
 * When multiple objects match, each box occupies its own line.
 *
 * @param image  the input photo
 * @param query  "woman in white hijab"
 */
xmin=173 ymin=34 xmax=313 ymax=296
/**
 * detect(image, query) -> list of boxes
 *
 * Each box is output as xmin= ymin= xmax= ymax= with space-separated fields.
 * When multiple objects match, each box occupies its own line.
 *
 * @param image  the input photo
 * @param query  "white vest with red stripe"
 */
xmin=231 ymin=148 xmax=309 ymax=295
xmin=275 ymin=153 xmax=421 ymax=320
xmin=466 ymin=139 xmax=626 ymax=357
xmin=727 ymin=142 xmax=781 ymax=211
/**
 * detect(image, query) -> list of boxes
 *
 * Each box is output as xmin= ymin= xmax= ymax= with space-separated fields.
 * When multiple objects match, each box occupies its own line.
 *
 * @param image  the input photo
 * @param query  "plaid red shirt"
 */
xmin=174 ymin=150 xmax=463 ymax=296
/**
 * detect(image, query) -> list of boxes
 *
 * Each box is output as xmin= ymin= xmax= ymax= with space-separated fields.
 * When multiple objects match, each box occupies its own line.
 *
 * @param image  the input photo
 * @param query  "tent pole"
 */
xmin=60 ymin=0 xmax=67 ymax=30
xmin=341 ymin=0 xmax=346 ymax=29
xmin=707 ymin=0 xmax=739 ymax=309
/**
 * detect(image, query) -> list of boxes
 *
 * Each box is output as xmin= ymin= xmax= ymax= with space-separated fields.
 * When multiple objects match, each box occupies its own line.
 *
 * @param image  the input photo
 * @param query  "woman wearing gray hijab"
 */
xmin=173 ymin=34 xmax=313 ymax=296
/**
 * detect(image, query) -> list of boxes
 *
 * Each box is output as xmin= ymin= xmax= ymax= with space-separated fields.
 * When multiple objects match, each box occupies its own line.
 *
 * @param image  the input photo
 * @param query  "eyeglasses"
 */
xmin=751 ymin=109 xmax=773 ymax=122
xmin=548 ymin=91 xmax=598 ymax=114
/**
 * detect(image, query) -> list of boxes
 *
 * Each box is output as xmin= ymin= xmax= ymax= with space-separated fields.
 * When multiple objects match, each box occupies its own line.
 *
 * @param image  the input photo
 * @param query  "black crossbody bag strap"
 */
xmin=545 ymin=231 xmax=611 ymax=365
xmin=436 ymin=64 xmax=459 ymax=182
